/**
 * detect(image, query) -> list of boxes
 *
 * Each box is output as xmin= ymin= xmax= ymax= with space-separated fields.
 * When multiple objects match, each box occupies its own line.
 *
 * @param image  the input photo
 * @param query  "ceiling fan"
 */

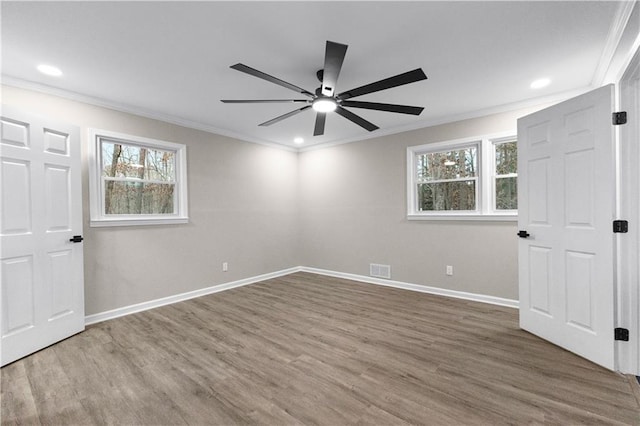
xmin=221 ymin=40 xmax=428 ymax=136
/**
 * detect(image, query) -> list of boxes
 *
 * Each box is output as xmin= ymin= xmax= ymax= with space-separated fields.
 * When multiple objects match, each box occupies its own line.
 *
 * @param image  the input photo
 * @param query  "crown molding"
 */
xmin=591 ymin=0 xmax=637 ymax=87
xmin=1 ymin=75 xmax=298 ymax=152
xmin=297 ymin=86 xmax=590 ymax=152
xmin=0 ymin=76 xmax=591 ymax=155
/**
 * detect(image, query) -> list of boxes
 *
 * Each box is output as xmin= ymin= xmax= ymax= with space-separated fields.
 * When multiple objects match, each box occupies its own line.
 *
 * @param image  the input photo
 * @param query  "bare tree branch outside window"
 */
xmin=416 ymin=146 xmax=478 ymax=211
xmin=494 ymin=141 xmax=518 ymax=210
xmin=101 ymin=141 xmax=176 ymax=215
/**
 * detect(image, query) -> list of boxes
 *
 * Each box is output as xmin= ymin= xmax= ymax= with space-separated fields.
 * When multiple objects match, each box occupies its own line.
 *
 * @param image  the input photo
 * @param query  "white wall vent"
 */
xmin=370 ymin=263 xmax=391 ymax=279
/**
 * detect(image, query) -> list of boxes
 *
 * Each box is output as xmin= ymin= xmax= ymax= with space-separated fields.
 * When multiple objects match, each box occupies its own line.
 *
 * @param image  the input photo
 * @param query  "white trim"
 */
xmin=88 ymin=128 xmax=189 ymax=226
xmin=3 ymin=75 xmax=581 ymax=153
xmin=490 ymin=137 xmax=518 ymax=214
xmin=1 ymin=76 xmax=298 ymax=153
xmin=617 ymin=45 xmax=640 ymax=375
xmin=90 ymin=217 xmax=189 ymax=228
xmin=84 ymin=265 xmax=518 ymax=326
xmin=298 ymin=87 xmax=590 ymax=152
xmin=407 ymin=137 xmax=482 ymax=216
xmin=407 ymin=131 xmax=518 ymax=219
xmin=592 ymin=0 xmax=638 ymax=87
xmin=416 ymin=176 xmax=477 ymax=185
xmin=103 ymin=176 xmax=176 ymax=185
xmin=84 ymin=267 xmax=302 ymax=325
xmin=407 ymin=214 xmax=517 ymax=222
xmin=300 ymin=267 xmax=518 ymax=309
xmin=407 ymin=135 xmax=484 ymax=154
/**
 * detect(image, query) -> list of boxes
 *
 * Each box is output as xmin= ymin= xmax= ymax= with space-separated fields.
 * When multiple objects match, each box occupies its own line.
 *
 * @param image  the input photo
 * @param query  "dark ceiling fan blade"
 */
xmin=337 ymin=68 xmax=427 ymax=100
xmin=230 ymin=63 xmax=315 ymax=97
xmin=258 ymin=105 xmax=312 ymax=127
xmin=335 ymin=106 xmax=379 ymax=132
xmin=321 ymin=41 xmax=348 ymax=97
xmin=221 ymin=99 xmax=310 ymax=104
xmin=341 ymin=100 xmax=424 ymax=115
xmin=314 ymin=113 xmax=327 ymax=136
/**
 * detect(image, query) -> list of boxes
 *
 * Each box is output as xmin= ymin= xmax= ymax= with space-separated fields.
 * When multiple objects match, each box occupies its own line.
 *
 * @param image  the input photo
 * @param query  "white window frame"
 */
xmin=407 ymin=131 xmax=517 ymax=221
xmin=88 ymin=129 xmax=189 ymax=227
xmin=490 ymin=136 xmax=518 ymax=214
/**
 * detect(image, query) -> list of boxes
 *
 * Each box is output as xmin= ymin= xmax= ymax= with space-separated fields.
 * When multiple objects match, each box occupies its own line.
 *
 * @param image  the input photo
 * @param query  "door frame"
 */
xmin=618 ymin=45 xmax=640 ymax=375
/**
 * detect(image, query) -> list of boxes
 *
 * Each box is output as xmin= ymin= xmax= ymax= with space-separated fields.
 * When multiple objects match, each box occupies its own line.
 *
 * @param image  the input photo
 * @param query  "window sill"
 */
xmin=90 ymin=217 xmax=189 ymax=227
xmin=407 ymin=214 xmax=517 ymax=222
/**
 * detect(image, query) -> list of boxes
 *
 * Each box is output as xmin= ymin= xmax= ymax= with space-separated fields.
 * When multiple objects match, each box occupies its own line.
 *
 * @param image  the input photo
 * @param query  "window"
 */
xmin=493 ymin=139 xmax=518 ymax=211
xmin=407 ymin=132 xmax=517 ymax=220
xmin=416 ymin=143 xmax=479 ymax=212
xmin=89 ymin=129 xmax=188 ymax=227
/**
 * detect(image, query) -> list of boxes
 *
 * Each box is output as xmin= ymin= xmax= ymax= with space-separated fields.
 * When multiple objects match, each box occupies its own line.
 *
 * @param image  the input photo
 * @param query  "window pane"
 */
xmin=495 ymin=141 xmax=517 ymax=175
xmin=417 ymin=146 xmax=477 ymax=181
xmin=495 ymin=176 xmax=517 ymax=210
xmin=145 ymin=148 xmax=176 ymax=181
xmin=104 ymin=181 xmax=175 ymax=214
xmin=417 ymin=180 xmax=476 ymax=211
xmin=102 ymin=141 xmax=175 ymax=181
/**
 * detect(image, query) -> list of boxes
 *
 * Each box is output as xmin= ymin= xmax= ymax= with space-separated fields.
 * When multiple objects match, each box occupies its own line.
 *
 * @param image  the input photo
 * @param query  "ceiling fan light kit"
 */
xmin=312 ymin=97 xmax=337 ymax=113
xmin=221 ymin=40 xmax=428 ymax=137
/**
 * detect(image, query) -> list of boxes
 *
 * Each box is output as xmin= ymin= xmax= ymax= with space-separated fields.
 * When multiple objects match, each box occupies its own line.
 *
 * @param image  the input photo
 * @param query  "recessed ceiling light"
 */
xmin=530 ymin=78 xmax=550 ymax=89
xmin=37 ymin=64 xmax=63 ymax=77
xmin=444 ymin=160 xmax=456 ymax=166
xmin=294 ymin=137 xmax=304 ymax=144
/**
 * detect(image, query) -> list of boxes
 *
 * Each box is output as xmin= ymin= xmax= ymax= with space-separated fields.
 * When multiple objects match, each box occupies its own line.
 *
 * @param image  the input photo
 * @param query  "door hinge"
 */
xmin=613 ymin=220 xmax=628 ymax=233
xmin=615 ymin=328 xmax=629 ymax=341
xmin=613 ymin=111 xmax=627 ymax=125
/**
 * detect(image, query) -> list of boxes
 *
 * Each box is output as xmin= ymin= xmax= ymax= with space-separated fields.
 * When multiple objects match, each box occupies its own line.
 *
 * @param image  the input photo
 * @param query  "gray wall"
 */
xmin=4 ymin=85 xmax=547 ymax=314
xmin=298 ymin=107 xmax=547 ymax=300
xmin=3 ymin=86 xmax=300 ymax=315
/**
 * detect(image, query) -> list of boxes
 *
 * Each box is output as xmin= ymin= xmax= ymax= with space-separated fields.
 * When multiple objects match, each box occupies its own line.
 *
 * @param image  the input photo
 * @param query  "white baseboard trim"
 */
xmin=299 ymin=267 xmax=519 ymax=309
xmin=85 ymin=265 xmax=518 ymax=325
xmin=84 ymin=266 xmax=302 ymax=325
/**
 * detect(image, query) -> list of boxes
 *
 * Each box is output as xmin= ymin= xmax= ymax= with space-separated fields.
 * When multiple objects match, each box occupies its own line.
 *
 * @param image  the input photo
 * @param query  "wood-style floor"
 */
xmin=2 ymin=272 xmax=639 ymax=425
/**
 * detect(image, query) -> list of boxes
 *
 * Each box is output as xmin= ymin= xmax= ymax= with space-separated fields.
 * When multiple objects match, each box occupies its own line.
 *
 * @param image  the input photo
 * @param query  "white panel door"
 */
xmin=518 ymin=85 xmax=615 ymax=370
xmin=1 ymin=106 xmax=84 ymax=366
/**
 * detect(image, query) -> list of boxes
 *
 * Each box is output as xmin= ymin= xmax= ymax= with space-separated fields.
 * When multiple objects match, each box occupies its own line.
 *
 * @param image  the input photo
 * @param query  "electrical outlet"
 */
xmin=222 ymin=262 xmax=228 ymax=272
xmin=446 ymin=265 xmax=453 ymax=276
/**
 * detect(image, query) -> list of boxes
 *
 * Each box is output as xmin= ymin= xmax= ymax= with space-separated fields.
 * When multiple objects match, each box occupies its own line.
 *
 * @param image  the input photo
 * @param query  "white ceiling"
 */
xmin=0 ymin=1 xmax=629 ymax=149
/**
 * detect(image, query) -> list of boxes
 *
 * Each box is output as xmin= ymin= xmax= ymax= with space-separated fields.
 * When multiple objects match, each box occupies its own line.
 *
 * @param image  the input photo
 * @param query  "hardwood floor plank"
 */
xmin=20 ymin=348 xmax=94 ymax=424
xmin=2 ymin=272 xmax=639 ymax=425
xmin=0 ymin=362 xmax=39 ymax=425
xmin=629 ymin=375 xmax=640 ymax=408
